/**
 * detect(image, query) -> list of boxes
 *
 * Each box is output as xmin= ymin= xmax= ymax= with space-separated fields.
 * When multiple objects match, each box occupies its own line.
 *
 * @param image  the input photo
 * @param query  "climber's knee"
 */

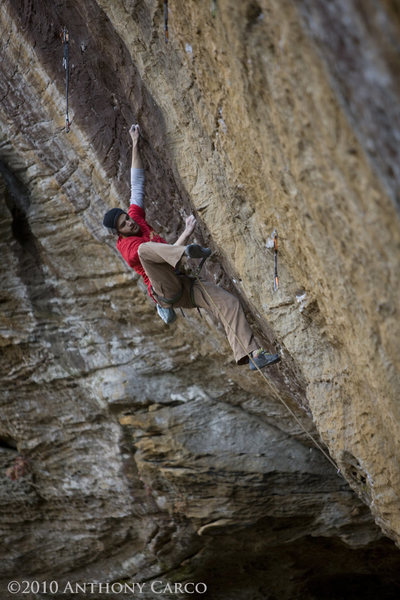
xmin=137 ymin=242 xmax=151 ymax=260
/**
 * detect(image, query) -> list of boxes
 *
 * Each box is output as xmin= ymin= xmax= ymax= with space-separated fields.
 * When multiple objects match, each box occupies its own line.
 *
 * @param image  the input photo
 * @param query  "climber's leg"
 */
xmin=138 ymin=242 xmax=185 ymax=306
xmin=191 ymin=280 xmax=259 ymax=364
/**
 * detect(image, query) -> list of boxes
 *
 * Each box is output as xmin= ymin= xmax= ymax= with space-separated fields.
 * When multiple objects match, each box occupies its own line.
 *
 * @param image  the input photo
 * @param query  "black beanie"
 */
xmin=103 ymin=208 xmax=126 ymax=233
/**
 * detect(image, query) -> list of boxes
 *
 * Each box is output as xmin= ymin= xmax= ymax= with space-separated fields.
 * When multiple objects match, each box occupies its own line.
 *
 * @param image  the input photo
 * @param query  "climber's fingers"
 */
xmin=185 ymin=215 xmax=196 ymax=234
xmin=129 ymin=123 xmax=140 ymax=143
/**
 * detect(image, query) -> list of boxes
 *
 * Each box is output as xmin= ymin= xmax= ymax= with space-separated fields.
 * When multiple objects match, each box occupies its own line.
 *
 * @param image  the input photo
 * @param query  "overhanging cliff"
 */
xmin=1 ymin=1 xmax=400 ymax=598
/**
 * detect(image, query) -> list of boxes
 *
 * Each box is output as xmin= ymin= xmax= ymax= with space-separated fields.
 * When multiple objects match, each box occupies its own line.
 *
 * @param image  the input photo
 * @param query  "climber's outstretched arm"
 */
xmin=129 ymin=124 xmax=144 ymax=207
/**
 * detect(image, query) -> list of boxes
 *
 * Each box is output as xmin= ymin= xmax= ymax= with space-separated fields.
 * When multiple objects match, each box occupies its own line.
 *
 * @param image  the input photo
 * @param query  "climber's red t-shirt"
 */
xmin=117 ymin=204 xmax=167 ymax=299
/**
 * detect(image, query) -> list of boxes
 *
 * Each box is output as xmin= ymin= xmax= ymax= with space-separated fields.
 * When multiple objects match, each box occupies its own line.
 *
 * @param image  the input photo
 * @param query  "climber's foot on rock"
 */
xmin=249 ymin=349 xmax=280 ymax=370
xmin=177 ymin=245 xmax=211 ymax=276
xmin=185 ymin=244 xmax=211 ymax=259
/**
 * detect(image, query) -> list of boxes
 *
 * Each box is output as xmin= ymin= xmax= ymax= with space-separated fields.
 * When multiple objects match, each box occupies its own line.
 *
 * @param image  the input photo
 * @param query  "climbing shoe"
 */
xmin=249 ymin=350 xmax=280 ymax=370
xmin=156 ymin=305 xmax=177 ymax=324
xmin=185 ymin=244 xmax=211 ymax=259
xmin=177 ymin=245 xmax=211 ymax=277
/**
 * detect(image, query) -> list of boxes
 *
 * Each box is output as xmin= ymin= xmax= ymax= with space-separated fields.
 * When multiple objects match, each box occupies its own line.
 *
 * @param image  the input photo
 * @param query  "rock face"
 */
xmin=1 ymin=0 xmax=400 ymax=598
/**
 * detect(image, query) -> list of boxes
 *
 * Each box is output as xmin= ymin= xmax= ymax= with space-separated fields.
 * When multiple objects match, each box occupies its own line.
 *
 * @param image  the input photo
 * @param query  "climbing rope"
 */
xmin=62 ymin=27 xmax=71 ymax=133
xmin=192 ymin=267 xmax=342 ymax=477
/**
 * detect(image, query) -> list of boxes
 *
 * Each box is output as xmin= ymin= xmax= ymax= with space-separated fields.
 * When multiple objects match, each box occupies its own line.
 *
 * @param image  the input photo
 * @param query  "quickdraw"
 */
xmin=164 ymin=1 xmax=168 ymax=43
xmin=273 ymin=230 xmax=279 ymax=291
xmin=62 ymin=27 xmax=71 ymax=133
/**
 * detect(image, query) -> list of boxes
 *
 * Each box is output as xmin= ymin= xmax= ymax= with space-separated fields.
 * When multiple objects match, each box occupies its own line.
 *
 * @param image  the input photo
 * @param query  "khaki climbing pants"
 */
xmin=137 ymin=242 xmax=259 ymax=364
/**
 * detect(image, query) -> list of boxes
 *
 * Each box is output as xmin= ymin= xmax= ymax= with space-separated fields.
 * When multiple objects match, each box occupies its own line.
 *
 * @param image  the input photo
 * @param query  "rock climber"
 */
xmin=102 ymin=124 xmax=280 ymax=371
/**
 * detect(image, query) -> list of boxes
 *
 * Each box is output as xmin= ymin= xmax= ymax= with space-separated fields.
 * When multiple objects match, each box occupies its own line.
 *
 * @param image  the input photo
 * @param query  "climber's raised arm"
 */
xmin=129 ymin=124 xmax=144 ymax=208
